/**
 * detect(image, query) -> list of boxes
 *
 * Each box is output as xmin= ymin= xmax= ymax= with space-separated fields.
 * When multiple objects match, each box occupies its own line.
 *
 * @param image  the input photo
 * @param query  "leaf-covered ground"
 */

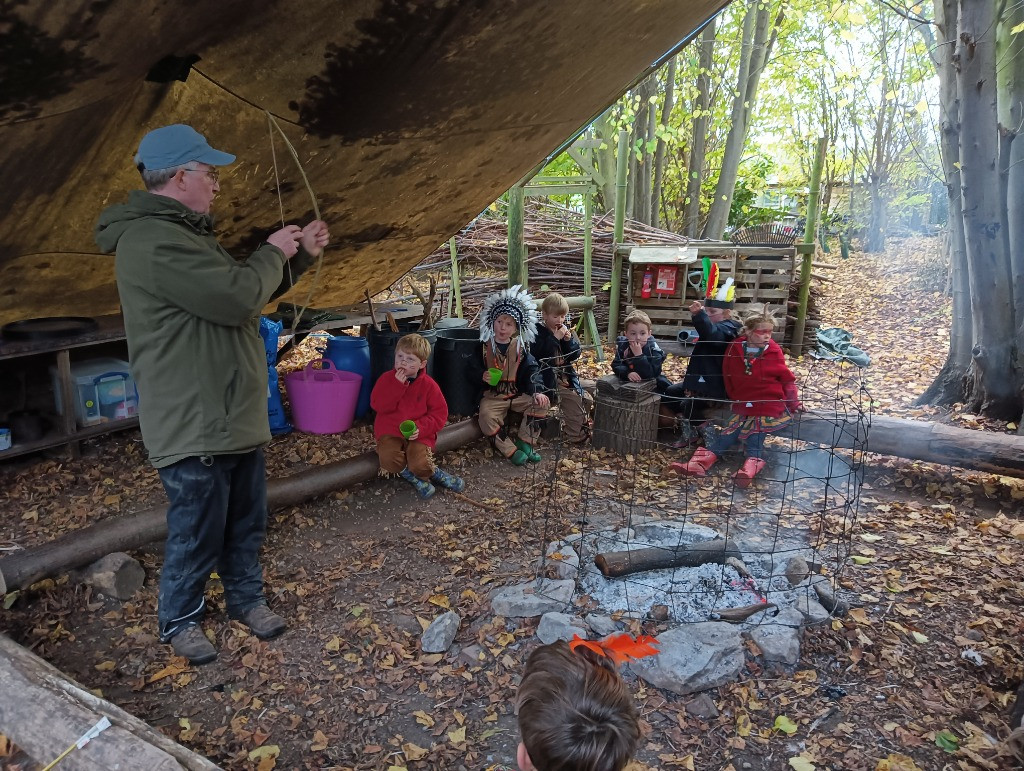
xmin=1 ymin=237 xmax=1022 ymax=771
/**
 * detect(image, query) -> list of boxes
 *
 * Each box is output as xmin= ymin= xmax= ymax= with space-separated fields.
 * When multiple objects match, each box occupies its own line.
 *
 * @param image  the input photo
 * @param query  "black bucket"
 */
xmin=367 ymin=321 xmax=437 ymax=386
xmin=433 ymin=328 xmax=481 ymax=417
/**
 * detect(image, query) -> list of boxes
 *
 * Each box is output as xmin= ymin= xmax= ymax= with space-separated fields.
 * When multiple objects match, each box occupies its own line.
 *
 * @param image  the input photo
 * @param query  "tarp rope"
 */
xmin=265 ymin=110 xmax=325 ymax=338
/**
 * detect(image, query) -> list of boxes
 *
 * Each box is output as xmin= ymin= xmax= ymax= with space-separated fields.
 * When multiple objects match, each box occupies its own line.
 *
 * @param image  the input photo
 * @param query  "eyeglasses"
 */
xmin=183 ymin=167 xmax=220 ymax=183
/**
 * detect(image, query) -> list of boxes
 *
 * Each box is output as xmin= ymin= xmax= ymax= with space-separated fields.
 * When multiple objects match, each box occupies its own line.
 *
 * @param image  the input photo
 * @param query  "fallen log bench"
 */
xmin=792 ymin=410 xmax=1024 ymax=478
xmin=0 ymin=633 xmax=219 ymax=770
xmin=0 ymin=419 xmax=484 ymax=594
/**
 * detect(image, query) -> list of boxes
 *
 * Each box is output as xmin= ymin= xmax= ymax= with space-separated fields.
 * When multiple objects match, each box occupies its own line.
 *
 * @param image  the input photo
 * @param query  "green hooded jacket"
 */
xmin=95 ymin=190 xmax=313 ymax=467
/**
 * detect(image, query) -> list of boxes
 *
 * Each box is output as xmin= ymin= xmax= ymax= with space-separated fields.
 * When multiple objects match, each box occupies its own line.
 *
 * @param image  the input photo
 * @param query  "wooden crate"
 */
xmin=623 ymin=242 xmax=796 ymax=343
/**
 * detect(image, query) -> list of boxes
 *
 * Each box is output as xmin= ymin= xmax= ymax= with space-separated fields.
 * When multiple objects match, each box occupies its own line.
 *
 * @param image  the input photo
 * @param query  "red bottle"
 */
xmin=641 ymin=266 xmax=653 ymax=299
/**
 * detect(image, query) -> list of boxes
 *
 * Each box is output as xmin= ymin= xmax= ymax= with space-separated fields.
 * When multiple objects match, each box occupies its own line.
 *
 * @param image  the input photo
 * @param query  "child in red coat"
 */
xmin=371 ymin=333 xmax=464 ymax=499
xmin=671 ymin=306 xmax=803 ymax=487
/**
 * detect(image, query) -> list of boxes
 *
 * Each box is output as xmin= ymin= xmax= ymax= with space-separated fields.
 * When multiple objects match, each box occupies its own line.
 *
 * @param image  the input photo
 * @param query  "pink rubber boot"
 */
xmin=670 ymin=447 xmax=718 ymax=477
xmin=733 ymin=457 xmax=766 ymax=488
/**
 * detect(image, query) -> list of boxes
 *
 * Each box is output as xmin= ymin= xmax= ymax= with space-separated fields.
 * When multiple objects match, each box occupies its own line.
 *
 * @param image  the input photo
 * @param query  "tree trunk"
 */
xmin=703 ymin=0 xmax=778 ymax=239
xmin=864 ymin=172 xmax=887 ymax=252
xmin=651 ymin=56 xmax=677 ymax=230
xmin=0 ymin=420 xmax=484 ymax=594
xmin=917 ymin=0 xmax=973 ymax=406
xmin=592 ymin=375 xmax=661 ymax=454
xmin=594 ymin=108 xmax=618 ymax=212
xmin=0 ymin=633 xmax=219 ymax=771
xmin=595 ymin=539 xmax=743 ymax=578
xmin=685 ymin=18 xmax=716 ymax=238
xmin=957 ymin=0 xmax=1021 ymax=419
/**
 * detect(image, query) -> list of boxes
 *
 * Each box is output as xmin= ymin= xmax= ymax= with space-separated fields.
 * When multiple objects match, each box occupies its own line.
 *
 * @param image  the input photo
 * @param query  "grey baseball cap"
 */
xmin=136 ymin=124 xmax=235 ymax=170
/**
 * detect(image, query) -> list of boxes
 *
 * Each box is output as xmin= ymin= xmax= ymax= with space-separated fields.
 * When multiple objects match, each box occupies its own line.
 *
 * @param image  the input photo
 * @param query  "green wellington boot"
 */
xmin=514 ymin=438 xmax=541 ymax=463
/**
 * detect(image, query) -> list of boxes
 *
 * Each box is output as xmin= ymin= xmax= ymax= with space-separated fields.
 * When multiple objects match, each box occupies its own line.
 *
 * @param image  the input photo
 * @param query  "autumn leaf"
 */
xmin=875 ymin=754 xmax=923 ymax=771
xmin=736 ymin=712 xmax=752 ymax=736
xmin=402 ymin=742 xmax=428 ymax=760
xmin=774 ymin=715 xmax=798 ymax=735
xmin=310 ymin=730 xmax=329 ymax=752
xmin=148 ymin=661 xmax=188 ymax=683
xmin=413 ymin=710 xmax=435 ymax=728
xmin=428 ymin=594 xmax=451 ymax=609
xmin=248 ymin=744 xmax=279 ymax=770
xmin=95 ymin=660 xmax=116 ymax=671
xmin=448 ymin=725 xmax=467 ymax=744
xmin=910 ymin=631 xmax=928 ymax=644
xmin=934 ymin=729 xmax=959 ymax=752
xmin=789 ymin=756 xmax=816 ymax=771
xmin=325 ymin=635 xmax=342 ymax=652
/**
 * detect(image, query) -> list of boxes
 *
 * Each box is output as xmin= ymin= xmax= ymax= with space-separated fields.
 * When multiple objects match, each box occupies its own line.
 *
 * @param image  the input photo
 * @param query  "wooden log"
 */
xmin=0 ymin=633 xmax=219 ymax=770
xmin=71 ymin=552 xmax=145 ymax=600
xmin=712 ymin=602 xmax=777 ymax=622
xmin=595 ymin=539 xmax=744 ymax=578
xmin=0 ymin=420 xmax=483 ymax=593
xmin=592 ymin=375 xmax=661 ymax=455
xmin=792 ymin=411 xmax=1024 ymax=478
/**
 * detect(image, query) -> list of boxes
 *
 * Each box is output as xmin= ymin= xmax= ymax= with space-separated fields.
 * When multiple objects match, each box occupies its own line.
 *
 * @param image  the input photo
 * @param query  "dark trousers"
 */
xmin=708 ymin=429 xmax=767 ymax=458
xmin=661 ymin=382 xmax=717 ymax=422
xmin=157 ymin=449 xmax=268 ymax=641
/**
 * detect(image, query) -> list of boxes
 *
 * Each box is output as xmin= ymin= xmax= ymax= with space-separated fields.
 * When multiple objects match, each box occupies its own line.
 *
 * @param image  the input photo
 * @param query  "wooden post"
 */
xmin=582 ymin=185 xmax=604 ymax=361
xmin=508 ymin=184 xmax=526 ymax=288
xmin=607 ymin=129 xmax=629 ymax=345
xmin=792 ymin=137 xmax=826 ymax=355
xmin=449 ymin=236 xmax=462 ymax=318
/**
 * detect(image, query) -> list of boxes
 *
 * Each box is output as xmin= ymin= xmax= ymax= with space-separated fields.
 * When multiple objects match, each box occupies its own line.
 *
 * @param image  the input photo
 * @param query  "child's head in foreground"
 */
xmin=622 ymin=310 xmax=652 ymax=347
xmin=516 ymin=640 xmax=640 ymax=771
xmin=394 ymin=333 xmax=431 ymax=375
xmin=542 ymin=293 xmax=570 ymax=330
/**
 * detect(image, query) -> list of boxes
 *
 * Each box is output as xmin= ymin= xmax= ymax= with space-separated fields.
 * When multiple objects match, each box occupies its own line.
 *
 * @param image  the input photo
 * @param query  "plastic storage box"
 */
xmin=51 ymin=357 xmax=138 ymax=427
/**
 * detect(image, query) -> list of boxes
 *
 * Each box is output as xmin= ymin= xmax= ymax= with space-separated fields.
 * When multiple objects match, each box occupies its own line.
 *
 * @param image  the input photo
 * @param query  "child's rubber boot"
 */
xmin=509 ymin=449 xmax=529 ymax=466
xmin=399 ymin=467 xmax=436 ymax=499
xmin=670 ymin=447 xmax=718 ymax=477
xmin=514 ymin=438 xmax=541 ymax=463
xmin=430 ymin=467 xmax=465 ymax=492
xmin=733 ymin=457 xmax=766 ymax=488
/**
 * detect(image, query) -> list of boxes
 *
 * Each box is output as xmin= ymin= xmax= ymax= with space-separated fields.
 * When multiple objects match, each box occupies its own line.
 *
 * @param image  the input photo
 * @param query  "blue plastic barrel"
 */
xmin=324 ymin=334 xmax=372 ymax=418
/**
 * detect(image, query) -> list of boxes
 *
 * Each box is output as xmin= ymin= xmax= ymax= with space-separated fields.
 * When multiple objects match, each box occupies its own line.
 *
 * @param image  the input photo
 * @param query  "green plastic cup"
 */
xmin=487 ymin=367 xmax=502 ymax=386
xmin=399 ymin=420 xmax=416 ymax=439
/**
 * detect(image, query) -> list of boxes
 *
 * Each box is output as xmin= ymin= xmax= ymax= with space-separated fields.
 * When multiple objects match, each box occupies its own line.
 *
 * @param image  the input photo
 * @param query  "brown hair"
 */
xmin=622 ymin=310 xmax=652 ymax=332
xmin=517 ymin=641 xmax=640 ymax=771
xmin=741 ymin=304 xmax=778 ymax=333
xmin=542 ymin=293 xmax=570 ymax=315
xmin=395 ymin=333 xmax=431 ymax=362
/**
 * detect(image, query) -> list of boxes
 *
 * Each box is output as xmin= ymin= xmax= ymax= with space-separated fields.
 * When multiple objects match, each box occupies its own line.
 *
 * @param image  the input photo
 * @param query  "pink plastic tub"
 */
xmin=284 ymin=359 xmax=362 ymax=434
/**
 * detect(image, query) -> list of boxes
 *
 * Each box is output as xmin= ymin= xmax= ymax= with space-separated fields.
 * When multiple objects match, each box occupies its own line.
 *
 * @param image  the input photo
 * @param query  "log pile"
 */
xmin=407 ymin=200 xmax=691 ymax=329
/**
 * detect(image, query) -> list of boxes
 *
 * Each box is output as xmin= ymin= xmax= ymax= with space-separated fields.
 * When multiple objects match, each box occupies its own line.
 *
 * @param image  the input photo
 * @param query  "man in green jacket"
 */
xmin=95 ymin=124 xmax=330 ymax=665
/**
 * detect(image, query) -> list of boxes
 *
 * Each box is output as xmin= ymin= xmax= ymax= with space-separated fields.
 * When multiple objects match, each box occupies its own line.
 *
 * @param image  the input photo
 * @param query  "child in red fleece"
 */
xmin=371 ymin=333 xmax=464 ymax=499
xmin=671 ymin=306 xmax=803 ymax=487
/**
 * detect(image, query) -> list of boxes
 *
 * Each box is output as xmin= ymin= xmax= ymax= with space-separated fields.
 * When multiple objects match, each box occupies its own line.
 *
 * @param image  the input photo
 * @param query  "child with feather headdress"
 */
xmin=471 ymin=285 xmax=550 ymax=465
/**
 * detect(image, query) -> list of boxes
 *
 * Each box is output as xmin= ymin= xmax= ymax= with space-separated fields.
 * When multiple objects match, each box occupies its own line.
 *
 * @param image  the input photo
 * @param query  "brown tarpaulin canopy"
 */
xmin=0 ymin=0 xmax=726 ymax=325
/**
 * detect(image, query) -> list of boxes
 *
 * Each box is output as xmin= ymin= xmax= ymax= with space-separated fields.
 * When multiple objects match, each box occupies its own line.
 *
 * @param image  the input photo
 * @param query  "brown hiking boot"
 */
xmin=170 ymin=624 xmax=217 ymax=665
xmin=232 ymin=603 xmax=287 ymax=640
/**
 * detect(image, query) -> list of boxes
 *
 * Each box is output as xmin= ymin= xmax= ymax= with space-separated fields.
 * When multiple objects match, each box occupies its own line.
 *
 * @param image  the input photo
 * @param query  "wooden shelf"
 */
xmin=0 ymin=417 xmax=139 ymax=461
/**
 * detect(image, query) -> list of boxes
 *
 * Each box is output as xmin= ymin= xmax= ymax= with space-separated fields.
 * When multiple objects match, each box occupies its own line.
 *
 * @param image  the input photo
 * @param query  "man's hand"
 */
xmin=628 ymin=372 xmax=642 ymax=382
xmin=689 ymin=300 xmax=704 ymax=314
xmin=267 ymin=225 xmax=302 ymax=259
xmin=300 ymin=220 xmax=330 ymax=257
xmin=628 ymin=341 xmax=644 ymax=357
xmin=533 ymin=392 xmax=550 ymax=408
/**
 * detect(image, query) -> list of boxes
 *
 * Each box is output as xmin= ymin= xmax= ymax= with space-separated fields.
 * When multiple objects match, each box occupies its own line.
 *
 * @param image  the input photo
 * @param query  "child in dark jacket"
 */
xmin=470 ymin=285 xmax=550 ymax=465
xmin=611 ymin=310 xmax=670 ymax=393
xmin=671 ymin=306 xmax=803 ymax=487
xmin=371 ymin=333 xmax=464 ymax=499
xmin=663 ymin=299 xmax=743 ymax=443
xmin=531 ymin=293 xmax=592 ymax=443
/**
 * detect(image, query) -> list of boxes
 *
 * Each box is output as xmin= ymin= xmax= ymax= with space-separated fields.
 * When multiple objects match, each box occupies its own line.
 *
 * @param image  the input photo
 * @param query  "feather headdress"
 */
xmin=704 ymin=263 xmax=735 ymax=309
xmin=479 ymin=284 xmax=540 ymax=345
